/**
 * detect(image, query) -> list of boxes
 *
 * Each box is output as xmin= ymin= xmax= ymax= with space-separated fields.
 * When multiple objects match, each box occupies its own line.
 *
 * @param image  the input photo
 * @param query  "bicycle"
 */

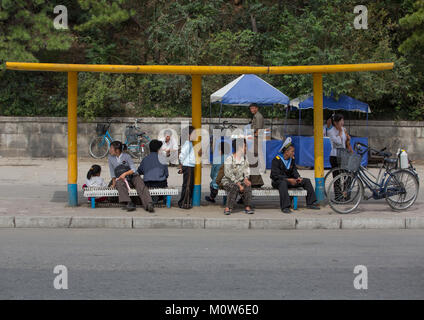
xmin=324 ymin=145 xmax=419 ymax=197
xmin=89 ymin=119 xmax=151 ymax=160
xmin=125 ymin=119 xmax=151 ymax=161
xmin=327 ymin=142 xmax=419 ymax=214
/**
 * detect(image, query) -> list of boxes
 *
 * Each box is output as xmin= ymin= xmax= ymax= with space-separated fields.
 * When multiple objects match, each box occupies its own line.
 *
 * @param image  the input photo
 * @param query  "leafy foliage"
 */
xmin=0 ymin=0 xmax=423 ymax=120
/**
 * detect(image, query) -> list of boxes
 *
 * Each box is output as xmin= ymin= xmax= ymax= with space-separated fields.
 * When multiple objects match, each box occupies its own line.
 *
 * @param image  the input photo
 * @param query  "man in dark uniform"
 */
xmin=270 ymin=138 xmax=320 ymax=213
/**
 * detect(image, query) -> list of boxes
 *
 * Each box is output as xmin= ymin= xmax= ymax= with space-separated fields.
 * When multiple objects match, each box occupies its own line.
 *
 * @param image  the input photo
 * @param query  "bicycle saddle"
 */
xmin=384 ymin=158 xmax=397 ymax=164
xmin=380 ymin=151 xmax=392 ymax=158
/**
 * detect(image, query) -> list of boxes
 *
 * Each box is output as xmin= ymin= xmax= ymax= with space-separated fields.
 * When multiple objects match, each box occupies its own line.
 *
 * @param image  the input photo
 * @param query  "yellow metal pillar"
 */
xmin=313 ymin=73 xmax=325 ymax=201
xmin=191 ymin=75 xmax=202 ymax=206
xmin=67 ymin=72 xmax=78 ymax=206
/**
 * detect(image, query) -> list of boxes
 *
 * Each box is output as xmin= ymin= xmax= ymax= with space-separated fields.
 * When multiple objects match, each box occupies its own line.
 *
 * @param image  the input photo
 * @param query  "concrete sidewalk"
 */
xmin=0 ymin=157 xmax=423 ymax=229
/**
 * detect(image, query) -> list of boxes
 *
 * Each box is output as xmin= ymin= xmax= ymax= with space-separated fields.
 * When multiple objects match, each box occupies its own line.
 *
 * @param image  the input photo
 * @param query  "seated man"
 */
xmin=108 ymin=141 xmax=154 ymax=213
xmin=270 ymin=138 xmax=320 ymax=213
xmin=137 ymin=139 xmax=169 ymax=204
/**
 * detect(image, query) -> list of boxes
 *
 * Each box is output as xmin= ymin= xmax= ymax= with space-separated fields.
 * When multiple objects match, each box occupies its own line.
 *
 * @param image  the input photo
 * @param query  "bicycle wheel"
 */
xmin=89 ymin=136 xmax=110 ymax=159
xmin=328 ymin=172 xmax=363 ymax=214
xmin=385 ymin=169 xmax=419 ymax=210
xmin=324 ymin=167 xmax=346 ymax=197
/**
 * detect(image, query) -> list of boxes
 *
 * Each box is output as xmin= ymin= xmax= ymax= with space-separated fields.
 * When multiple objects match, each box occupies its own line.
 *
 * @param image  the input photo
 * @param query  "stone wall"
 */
xmin=1 ymin=116 xmax=424 ymax=159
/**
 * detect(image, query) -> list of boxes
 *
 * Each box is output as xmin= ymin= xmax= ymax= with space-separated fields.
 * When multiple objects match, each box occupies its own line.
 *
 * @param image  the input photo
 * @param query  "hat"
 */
xmin=280 ymin=137 xmax=293 ymax=153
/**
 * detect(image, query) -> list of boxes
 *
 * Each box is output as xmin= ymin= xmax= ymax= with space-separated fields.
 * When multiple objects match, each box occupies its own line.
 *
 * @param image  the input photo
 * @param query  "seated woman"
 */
xmin=270 ymin=138 xmax=320 ymax=214
xmin=221 ymin=138 xmax=254 ymax=215
xmin=108 ymin=140 xmax=154 ymax=213
xmin=137 ymin=139 xmax=169 ymax=204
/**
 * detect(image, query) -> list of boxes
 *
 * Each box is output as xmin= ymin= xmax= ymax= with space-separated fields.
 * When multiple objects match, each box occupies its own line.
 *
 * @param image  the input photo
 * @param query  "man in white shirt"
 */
xmin=160 ymin=129 xmax=179 ymax=165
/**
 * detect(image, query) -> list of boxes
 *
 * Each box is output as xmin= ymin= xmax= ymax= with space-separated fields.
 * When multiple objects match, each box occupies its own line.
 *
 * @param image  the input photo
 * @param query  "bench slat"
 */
xmin=83 ymin=187 xmax=179 ymax=197
xmin=217 ymin=188 xmax=307 ymax=197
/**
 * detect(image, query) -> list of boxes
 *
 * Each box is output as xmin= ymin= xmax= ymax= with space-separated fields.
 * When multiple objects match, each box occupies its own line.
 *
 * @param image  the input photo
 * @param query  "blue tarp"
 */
xmin=210 ymin=74 xmax=290 ymax=106
xmin=265 ymin=136 xmax=368 ymax=169
xmin=290 ymin=93 xmax=370 ymax=113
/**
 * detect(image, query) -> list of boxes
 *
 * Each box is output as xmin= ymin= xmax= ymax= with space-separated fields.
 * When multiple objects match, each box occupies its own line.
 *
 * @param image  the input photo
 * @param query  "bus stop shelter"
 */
xmin=5 ymin=62 xmax=394 ymax=206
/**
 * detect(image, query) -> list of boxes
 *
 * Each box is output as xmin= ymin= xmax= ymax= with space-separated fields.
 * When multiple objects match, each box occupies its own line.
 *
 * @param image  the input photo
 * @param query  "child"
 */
xmin=86 ymin=164 xmax=107 ymax=187
xmin=205 ymin=141 xmax=230 ymax=203
xmin=83 ymin=164 xmax=108 ymax=204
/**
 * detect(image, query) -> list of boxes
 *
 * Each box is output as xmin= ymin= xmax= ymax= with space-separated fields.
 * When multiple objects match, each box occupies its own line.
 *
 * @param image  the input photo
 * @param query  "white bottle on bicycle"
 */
xmin=399 ymin=149 xmax=409 ymax=169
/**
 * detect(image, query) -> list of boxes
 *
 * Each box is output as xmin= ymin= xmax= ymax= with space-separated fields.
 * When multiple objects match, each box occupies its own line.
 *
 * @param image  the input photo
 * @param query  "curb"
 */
xmin=341 ymin=217 xmax=405 ymax=229
xmin=0 ymin=216 xmax=423 ymax=230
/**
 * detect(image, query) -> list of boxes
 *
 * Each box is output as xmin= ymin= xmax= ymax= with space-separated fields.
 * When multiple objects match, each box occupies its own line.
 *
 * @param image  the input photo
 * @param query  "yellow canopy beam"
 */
xmin=5 ymin=62 xmax=393 ymax=75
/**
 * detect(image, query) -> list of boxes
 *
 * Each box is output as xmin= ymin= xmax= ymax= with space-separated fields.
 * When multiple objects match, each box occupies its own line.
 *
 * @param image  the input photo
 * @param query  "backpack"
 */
xmin=114 ymin=164 xmax=133 ymax=184
xmin=215 ymin=165 xmax=225 ymax=188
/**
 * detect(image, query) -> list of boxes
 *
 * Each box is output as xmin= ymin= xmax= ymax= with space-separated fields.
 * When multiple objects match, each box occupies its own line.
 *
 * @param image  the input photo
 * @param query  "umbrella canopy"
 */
xmin=290 ymin=93 xmax=371 ymax=113
xmin=210 ymin=74 xmax=290 ymax=106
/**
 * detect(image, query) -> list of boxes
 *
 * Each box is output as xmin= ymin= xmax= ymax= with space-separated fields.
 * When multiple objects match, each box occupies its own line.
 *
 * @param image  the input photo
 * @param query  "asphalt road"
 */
xmin=0 ymin=229 xmax=423 ymax=300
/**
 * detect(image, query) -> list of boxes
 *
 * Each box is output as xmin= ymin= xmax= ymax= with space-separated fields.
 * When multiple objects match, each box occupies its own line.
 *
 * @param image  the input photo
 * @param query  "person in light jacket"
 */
xmin=221 ymin=139 xmax=254 ymax=215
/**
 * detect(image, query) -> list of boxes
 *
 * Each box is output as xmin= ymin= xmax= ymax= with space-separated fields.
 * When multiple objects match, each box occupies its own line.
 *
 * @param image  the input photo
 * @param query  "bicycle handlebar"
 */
xmin=354 ymin=142 xmax=392 ymax=158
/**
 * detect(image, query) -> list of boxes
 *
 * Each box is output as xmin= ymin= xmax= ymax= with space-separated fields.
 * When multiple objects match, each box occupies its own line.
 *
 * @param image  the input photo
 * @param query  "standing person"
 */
xmin=250 ymin=103 xmax=264 ymax=138
xmin=178 ymin=126 xmax=196 ymax=209
xmin=221 ymin=139 xmax=254 ymax=215
xmin=160 ymin=129 xmax=178 ymax=165
xmin=205 ymin=141 xmax=230 ymax=203
xmin=327 ymin=114 xmax=353 ymax=197
xmin=271 ymin=138 xmax=320 ymax=213
xmin=248 ymin=103 xmax=266 ymax=184
xmin=108 ymin=141 xmax=154 ymax=212
xmin=137 ymin=139 xmax=169 ymax=204
xmin=249 ymin=102 xmax=264 ymax=160
xmin=323 ymin=113 xmax=334 ymax=137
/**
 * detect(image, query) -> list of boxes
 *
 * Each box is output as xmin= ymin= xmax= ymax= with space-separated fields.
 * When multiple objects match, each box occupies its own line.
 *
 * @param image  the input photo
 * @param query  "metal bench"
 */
xmin=83 ymin=187 xmax=179 ymax=209
xmin=217 ymin=187 xmax=307 ymax=210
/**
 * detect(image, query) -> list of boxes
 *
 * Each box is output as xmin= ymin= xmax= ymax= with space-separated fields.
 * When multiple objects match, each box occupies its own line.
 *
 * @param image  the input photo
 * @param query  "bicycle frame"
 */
xmin=356 ymin=167 xmax=388 ymax=199
xmin=100 ymin=130 xmax=113 ymax=146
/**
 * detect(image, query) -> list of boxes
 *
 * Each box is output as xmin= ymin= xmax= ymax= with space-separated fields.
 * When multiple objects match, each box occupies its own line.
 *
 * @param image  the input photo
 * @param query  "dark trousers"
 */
xmin=116 ymin=175 xmax=152 ymax=209
xmin=178 ymin=166 xmax=194 ymax=207
xmin=145 ymin=180 xmax=168 ymax=203
xmin=272 ymin=178 xmax=317 ymax=209
xmin=224 ymin=182 xmax=252 ymax=210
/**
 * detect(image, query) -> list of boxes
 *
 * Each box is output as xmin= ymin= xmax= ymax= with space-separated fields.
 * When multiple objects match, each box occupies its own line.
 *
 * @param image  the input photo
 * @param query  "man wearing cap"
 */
xmin=270 ymin=138 xmax=320 ymax=213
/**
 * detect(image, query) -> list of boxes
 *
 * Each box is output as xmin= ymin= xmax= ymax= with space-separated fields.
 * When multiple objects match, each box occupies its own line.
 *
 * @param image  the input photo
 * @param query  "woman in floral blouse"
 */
xmin=221 ymin=138 xmax=254 ymax=215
